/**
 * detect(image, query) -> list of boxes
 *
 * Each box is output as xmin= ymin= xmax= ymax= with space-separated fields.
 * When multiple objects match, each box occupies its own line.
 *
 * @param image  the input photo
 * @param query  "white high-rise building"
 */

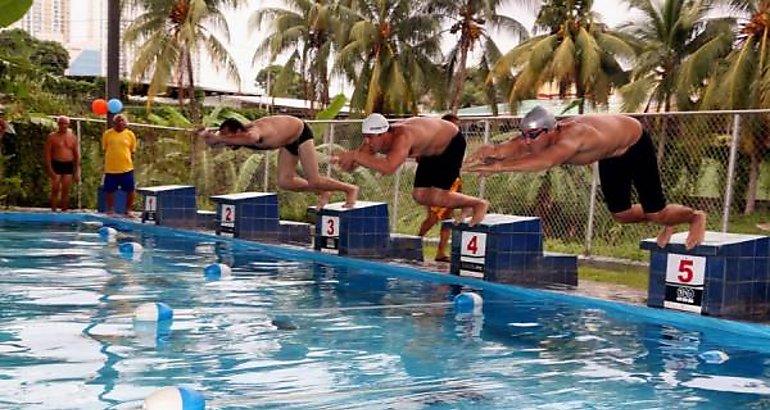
xmin=13 ymin=0 xmax=70 ymax=43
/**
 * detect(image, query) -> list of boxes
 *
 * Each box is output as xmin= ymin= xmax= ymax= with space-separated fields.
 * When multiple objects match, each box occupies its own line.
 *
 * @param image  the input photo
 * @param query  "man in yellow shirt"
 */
xmin=102 ymin=114 xmax=137 ymax=216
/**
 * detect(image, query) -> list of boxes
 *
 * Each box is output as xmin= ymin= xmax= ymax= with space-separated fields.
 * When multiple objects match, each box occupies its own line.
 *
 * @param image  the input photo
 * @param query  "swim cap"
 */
xmin=362 ymin=113 xmax=389 ymax=134
xmin=520 ymin=106 xmax=556 ymax=138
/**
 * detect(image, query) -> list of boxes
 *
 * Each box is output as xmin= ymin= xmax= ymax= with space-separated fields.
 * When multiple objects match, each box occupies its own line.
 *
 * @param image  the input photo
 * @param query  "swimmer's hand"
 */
xmin=464 ymin=144 xmax=504 ymax=167
xmin=332 ymin=150 xmax=358 ymax=172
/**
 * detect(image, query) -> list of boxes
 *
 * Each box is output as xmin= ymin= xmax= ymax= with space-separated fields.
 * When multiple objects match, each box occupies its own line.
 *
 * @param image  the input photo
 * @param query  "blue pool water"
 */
xmin=3 ymin=215 xmax=770 ymax=409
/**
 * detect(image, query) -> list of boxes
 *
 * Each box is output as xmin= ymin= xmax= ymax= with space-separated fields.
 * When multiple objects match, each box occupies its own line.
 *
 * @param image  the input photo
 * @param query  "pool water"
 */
xmin=2 ymin=218 xmax=770 ymax=409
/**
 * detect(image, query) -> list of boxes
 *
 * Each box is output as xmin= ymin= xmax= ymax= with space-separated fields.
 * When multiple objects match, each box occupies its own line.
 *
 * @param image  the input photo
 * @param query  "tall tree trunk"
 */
xmin=744 ymin=150 xmax=760 ymax=214
xmin=449 ymin=40 xmax=470 ymax=115
xmin=656 ymin=96 xmax=672 ymax=163
xmin=186 ymin=50 xmax=199 ymax=123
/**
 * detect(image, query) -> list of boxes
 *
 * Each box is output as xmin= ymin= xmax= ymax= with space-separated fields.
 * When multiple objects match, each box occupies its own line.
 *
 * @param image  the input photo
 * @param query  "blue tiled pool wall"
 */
xmin=448 ymin=217 xmax=578 ymax=287
xmin=647 ymin=236 xmax=770 ymax=319
xmin=6 ymin=212 xmax=770 ymax=344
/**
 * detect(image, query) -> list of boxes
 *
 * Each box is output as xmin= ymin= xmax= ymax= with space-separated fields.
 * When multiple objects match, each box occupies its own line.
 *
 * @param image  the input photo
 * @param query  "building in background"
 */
xmin=13 ymin=0 xmax=70 ymax=43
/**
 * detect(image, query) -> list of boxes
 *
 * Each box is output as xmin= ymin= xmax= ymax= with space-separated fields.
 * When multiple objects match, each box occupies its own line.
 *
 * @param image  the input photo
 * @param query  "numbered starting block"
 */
xmin=641 ymin=231 xmax=770 ymax=319
xmin=448 ymin=214 xmax=577 ymax=287
xmin=210 ymin=192 xmax=279 ymax=241
xmin=313 ymin=201 xmax=389 ymax=257
xmin=137 ymin=185 xmax=197 ymax=228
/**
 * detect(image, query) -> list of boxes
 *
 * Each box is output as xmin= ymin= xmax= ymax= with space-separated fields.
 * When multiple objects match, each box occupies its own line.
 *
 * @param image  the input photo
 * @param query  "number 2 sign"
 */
xmin=220 ymin=204 xmax=235 ymax=228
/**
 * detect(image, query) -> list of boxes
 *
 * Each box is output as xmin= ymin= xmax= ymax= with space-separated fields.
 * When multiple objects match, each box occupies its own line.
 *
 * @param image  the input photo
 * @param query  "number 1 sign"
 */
xmin=664 ymin=253 xmax=706 ymax=313
xmin=459 ymin=232 xmax=487 ymax=278
xmin=143 ymin=195 xmax=158 ymax=223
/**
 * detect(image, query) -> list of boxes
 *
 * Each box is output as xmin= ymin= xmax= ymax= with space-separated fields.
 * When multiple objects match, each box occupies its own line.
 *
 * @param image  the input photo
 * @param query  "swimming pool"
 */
xmin=2 ymin=213 xmax=770 ymax=409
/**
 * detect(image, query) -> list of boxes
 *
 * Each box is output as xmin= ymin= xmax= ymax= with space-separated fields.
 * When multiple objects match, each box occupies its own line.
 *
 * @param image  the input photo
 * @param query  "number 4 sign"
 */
xmin=459 ymin=231 xmax=487 ymax=278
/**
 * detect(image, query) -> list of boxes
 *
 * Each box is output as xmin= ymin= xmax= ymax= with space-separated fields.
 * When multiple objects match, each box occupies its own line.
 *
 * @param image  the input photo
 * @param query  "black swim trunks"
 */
xmin=414 ymin=131 xmax=466 ymax=190
xmin=51 ymin=160 xmax=74 ymax=175
xmin=598 ymin=129 xmax=666 ymax=214
xmin=283 ymin=123 xmax=314 ymax=156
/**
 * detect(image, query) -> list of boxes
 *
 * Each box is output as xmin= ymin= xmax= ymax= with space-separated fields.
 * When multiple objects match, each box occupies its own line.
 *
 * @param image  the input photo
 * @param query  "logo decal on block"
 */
xmin=319 ymin=215 xmax=340 ymax=254
xmin=664 ymin=254 xmax=706 ymax=313
xmin=459 ymin=231 xmax=487 ymax=278
xmin=143 ymin=195 xmax=158 ymax=224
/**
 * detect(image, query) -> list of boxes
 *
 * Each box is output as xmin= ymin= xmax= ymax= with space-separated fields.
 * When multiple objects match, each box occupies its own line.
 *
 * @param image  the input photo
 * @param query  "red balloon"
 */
xmin=92 ymin=99 xmax=108 ymax=115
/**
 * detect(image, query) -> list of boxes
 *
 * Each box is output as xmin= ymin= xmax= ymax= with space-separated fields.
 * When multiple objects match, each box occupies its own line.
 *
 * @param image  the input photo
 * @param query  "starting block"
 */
xmin=210 ymin=192 xmax=279 ymax=241
xmin=96 ymin=185 xmax=128 ymax=214
xmin=641 ymin=231 xmax=770 ymax=319
xmin=447 ymin=214 xmax=577 ymax=287
xmin=137 ymin=185 xmax=197 ymax=228
xmin=313 ymin=201 xmax=390 ymax=257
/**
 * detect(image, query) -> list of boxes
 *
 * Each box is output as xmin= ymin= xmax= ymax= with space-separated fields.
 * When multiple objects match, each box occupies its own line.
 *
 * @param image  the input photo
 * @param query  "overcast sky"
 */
xmin=69 ymin=0 xmax=638 ymax=94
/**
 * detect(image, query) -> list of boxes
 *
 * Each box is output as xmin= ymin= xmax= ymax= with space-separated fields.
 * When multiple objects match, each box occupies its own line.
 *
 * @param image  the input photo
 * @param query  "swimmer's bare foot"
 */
xmin=685 ymin=210 xmax=707 ymax=250
xmin=455 ymin=207 xmax=472 ymax=224
xmin=468 ymin=200 xmax=489 ymax=227
xmin=317 ymin=191 xmax=331 ymax=209
xmin=343 ymin=186 xmax=358 ymax=208
xmin=656 ymin=225 xmax=675 ymax=248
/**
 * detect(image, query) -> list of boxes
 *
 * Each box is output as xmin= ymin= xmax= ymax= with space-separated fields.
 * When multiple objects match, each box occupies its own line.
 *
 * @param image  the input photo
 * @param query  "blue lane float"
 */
xmin=118 ymin=241 xmax=143 ymax=259
xmin=453 ymin=292 xmax=483 ymax=315
xmin=98 ymin=226 xmax=118 ymax=242
xmin=143 ymin=386 xmax=205 ymax=410
xmin=134 ymin=302 xmax=174 ymax=322
xmin=203 ymin=263 xmax=231 ymax=280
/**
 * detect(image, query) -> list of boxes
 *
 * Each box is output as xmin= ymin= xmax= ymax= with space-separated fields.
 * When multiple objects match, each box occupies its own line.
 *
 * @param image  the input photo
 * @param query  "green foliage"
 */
xmin=0 ymin=0 xmax=32 ymax=28
xmin=255 ymin=64 xmax=304 ymax=99
xmin=0 ymin=29 xmax=69 ymax=75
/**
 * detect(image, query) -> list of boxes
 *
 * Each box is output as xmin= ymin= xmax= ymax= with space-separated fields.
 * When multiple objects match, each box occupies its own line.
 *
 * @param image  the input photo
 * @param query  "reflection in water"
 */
xmin=3 ymin=221 xmax=770 ymax=409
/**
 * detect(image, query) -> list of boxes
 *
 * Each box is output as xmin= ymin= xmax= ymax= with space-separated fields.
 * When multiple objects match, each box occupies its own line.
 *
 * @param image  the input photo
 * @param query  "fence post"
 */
xmin=263 ymin=151 xmax=270 ymax=191
xmin=327 ymin=123 xmax=335 ymax=178
xmin=478 ymin=119 xmax=490 ymax=199
xmin=584 ymin=162 xmax=599 ymax=256
xmin=392 ymin=165 xmax=402 ymax=231
xmin=722 ymin=114 xmax=742 ymax=232
xmin=76 ymin=119 xmax=82 ymax=210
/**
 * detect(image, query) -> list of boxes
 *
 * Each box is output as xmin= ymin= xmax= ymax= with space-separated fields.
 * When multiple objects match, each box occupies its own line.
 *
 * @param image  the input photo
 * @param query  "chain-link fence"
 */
xmin=20 ymin=109 xmax=770 ymax=261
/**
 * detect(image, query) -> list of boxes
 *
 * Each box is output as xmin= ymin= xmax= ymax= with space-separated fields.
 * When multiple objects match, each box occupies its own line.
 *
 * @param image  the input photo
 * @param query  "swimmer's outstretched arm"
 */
xmin=464 ymin=137 xmax=529 ymax=167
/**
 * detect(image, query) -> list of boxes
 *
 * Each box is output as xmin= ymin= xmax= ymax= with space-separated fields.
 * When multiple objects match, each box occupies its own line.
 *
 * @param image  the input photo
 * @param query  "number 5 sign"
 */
xmin=665 ymin=254 xmax=706 ymax=286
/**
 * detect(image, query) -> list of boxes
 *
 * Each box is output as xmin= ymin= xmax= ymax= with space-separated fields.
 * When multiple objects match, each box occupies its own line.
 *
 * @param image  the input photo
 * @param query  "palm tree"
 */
xmin=336 ymin=0 xmax=444 ymax=114
xmin=491 ymin=0 xmax=635 ymax=113
xmin=700 ymin=1 xmax=770 ymax=214
xmin=123 ymin=0 xmax=242 ymax=121
xmin=619 ymin=0 xmax=733 ymax=113
xmin=426 ymin=0 xmax=529 ymax=114
xmin=251 ymin=0 xmax=342 ymax=108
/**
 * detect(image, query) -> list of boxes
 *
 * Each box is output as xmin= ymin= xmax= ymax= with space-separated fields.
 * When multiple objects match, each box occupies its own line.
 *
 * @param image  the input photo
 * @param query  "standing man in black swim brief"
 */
xmin=45 ymin=116 xmax=80 ymax=212
xmin=196 ymin=115 xmax=358 ymax=208
xmin=465 ymin=106 xmax=707 ymax=249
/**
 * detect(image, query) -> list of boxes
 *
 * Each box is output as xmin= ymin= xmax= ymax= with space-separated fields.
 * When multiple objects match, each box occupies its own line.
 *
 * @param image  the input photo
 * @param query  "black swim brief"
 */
xmin=598 ymin=130 xmax=666 ymax=214
xmin=414 ymin=131 xmax=466 ymax=190
xmin=284 ymin=123 xmax=314 ymax=156
xmin=51 ymin=160 xmax=75 ymax=175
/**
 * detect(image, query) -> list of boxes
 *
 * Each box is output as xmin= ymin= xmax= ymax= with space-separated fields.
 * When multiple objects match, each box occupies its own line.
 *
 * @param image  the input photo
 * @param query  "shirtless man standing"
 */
xmin=333 ymin=114 xmax=488 ymax=226
xmin=197 ymin=115 xmax=358 ymax=208
xmin=45 ymin=116 xmax=80 ymax=212
xmin=466 ymin=106 xmax=706 ymax=249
